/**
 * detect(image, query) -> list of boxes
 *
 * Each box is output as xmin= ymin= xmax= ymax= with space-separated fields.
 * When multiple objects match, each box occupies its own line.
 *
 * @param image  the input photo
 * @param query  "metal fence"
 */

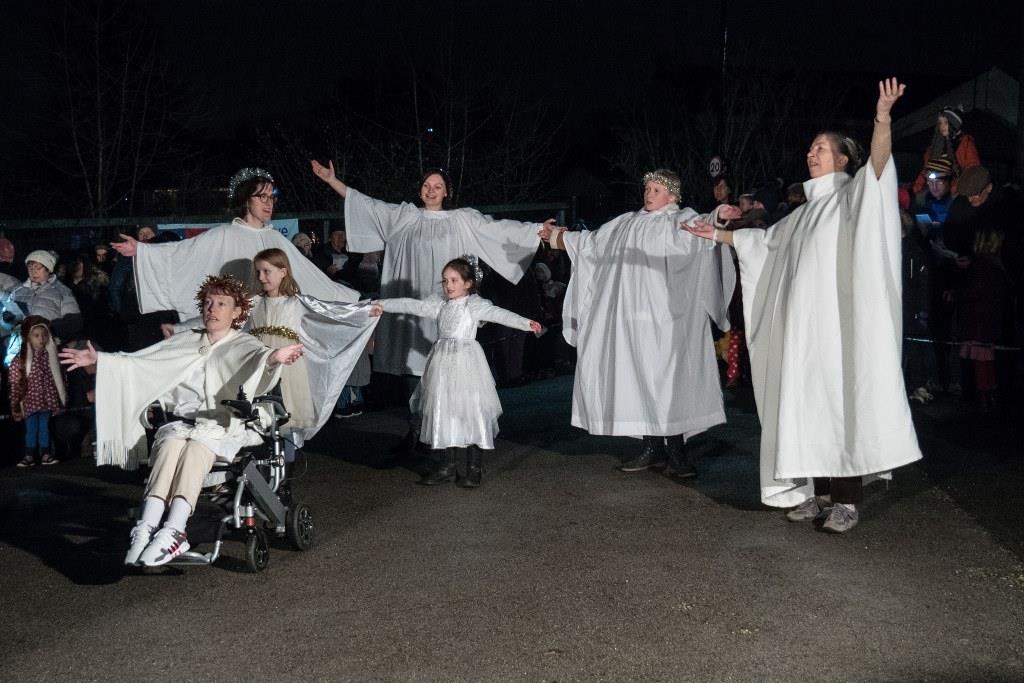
xmin=0 ymin=201 xmax=575 ymax=255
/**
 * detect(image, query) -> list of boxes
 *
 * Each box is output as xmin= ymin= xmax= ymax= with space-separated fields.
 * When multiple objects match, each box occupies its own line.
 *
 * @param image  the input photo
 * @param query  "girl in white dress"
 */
xmin=168 ymin=248 xmax=378 ymax=463
xmin=370 ymin=257 xmax=541 ymax=487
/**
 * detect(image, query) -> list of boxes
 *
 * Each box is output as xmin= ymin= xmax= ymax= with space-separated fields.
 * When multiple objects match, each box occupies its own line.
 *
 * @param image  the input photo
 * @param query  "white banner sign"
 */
xmin=157 ymin=218 xmax=300 ymax=241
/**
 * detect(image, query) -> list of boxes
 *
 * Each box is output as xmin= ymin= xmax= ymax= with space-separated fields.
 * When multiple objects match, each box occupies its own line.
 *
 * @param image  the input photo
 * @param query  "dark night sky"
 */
xmin=1 ymin=1 xmax=1020 ymax=214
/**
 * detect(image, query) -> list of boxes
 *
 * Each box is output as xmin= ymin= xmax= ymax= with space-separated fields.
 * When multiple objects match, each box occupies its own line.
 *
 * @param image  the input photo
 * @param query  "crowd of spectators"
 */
xmin=0 ymin=223 xmax=574 ymax=466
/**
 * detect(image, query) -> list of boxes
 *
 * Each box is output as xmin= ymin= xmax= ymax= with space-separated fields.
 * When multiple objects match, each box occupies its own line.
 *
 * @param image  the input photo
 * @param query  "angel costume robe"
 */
xmin=381 ymin=294 xmax=534 ymax=449
xmin=133 ymin=218 xmax=358 ymax=320
xmin=251 ymin=295 xmax=377 ymax=441
xmin=343 ymin=188 xmax=541 ymax=376
xmin=561 ymin=204 xmax=735 ymax=438
xmin=731 ymin=159 xmax=922 ymax=508
xmin=94 ymin=328 xmax=282 ymax=471
xmin=179 ymin=295 xmax=379 ymax=444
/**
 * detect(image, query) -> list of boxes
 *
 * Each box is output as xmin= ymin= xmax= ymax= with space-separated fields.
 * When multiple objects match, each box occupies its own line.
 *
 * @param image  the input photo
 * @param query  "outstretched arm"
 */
xmin=267 ymin=343 xmax=304 ymax=367
xmin=685 ymin=221 xmax=734 ymax=246
xmin=310 ymin=159 xmax=348 ymax=198
xmin=871 ymin=77 xmax=906 ymax=179
xmin=59 ymin=341 xmax=98 ymax=372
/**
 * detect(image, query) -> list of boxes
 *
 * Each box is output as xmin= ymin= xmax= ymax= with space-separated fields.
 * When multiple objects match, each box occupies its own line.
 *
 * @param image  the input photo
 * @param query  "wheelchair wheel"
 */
xmin=245 ymin=528 xmax=270 ymax=573
xmin=286 ymin=503 xmax=314 ymax=551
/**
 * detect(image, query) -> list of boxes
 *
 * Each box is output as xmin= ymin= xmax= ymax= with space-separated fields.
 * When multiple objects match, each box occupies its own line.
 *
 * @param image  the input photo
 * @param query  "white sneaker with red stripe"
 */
xmin=125 ymin=522 xmax=156 ymax=566
xmin=138 ymin=527 xmax=190 ymax=566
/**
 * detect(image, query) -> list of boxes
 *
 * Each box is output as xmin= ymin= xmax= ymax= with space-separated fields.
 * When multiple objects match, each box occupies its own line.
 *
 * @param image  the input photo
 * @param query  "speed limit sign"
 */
xmin=708 ymin=156 xmax=725 ymax=177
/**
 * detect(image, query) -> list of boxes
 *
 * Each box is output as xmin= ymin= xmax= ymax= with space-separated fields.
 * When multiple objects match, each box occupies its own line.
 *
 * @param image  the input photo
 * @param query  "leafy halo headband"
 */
xmin=194 ymin=274 xmax=253 ymax=329
xmin=228 ymin=167 xmax=275 ymax=201
xmin=642 ymin=171 xmax=680 ymax=199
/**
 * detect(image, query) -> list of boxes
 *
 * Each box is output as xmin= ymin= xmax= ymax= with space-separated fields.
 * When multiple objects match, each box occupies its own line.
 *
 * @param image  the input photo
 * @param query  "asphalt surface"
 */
xmin=0 ymin=375 xmax=1021 ymax=682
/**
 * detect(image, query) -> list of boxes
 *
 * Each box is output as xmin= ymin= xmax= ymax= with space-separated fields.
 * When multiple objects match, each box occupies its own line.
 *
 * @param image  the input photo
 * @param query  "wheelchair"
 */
xmin=146 ymin=391 xmax=314 ymax=573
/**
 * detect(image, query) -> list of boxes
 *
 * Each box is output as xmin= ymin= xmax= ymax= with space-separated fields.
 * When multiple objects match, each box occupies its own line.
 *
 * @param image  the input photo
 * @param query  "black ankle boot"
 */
xmin=619 ymin=436 xmax=666 ymax=472
xmin=420 ymin=447 xmax=458 ymax=485
xmin=664 ymin=434 xmax=696 ymax=479
xmin=462 ymin=446 xmax=482 ymax=488
xmin=391 ymin=429 xmax=419 ymax=455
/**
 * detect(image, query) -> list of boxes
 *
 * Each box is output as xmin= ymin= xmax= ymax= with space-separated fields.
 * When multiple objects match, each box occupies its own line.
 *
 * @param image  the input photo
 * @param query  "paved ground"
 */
xmin=1 ymin=375 xmax=1021 ymax=681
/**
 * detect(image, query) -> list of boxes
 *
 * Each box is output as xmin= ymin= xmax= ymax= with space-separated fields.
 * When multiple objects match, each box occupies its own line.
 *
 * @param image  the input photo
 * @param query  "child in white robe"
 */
xmin=369 ymin=257 xmax=541 ymax=487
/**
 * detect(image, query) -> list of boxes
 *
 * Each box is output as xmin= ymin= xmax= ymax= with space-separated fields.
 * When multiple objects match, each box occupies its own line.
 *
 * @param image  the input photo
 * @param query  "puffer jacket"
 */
xmin=12 ymin=275 xmax=82 ymax=341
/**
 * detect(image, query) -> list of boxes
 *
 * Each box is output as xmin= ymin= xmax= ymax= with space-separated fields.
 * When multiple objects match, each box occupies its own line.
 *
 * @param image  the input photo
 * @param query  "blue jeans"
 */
xmin=334 ymin=385 xmax=364 ymax=412
xmin=25 ymin=411 xmax=51 ymax=449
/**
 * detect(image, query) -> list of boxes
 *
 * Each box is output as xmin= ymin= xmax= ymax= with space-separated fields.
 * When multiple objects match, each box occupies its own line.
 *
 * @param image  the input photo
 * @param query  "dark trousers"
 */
xmin=813 ymin=476 xmax=863 ymax=504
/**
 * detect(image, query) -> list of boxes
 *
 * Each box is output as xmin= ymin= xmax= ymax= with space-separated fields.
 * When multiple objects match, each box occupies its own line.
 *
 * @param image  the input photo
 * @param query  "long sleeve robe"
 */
xmin=94 ymin=328 xmax=282 ymax=470
xmin=732 ymin=159 xmax=922 ymax=508
xmin=561 ymin=204 xmax=735 ymax=438
xmin=133 ymin=218 xmax=359 ymax=320
xmin=178 ymin=295 xmax=379 ymax=443
xmin=343 ymin=188 xmax=541 ymax=376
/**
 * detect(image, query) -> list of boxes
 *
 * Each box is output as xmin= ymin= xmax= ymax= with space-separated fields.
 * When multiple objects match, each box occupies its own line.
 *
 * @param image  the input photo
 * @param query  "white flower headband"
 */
xmin=642 ymin=171 xmax=680 ymax=199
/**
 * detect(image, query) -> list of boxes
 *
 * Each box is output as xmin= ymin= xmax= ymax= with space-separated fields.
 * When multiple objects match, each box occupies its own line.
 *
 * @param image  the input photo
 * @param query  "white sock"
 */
xmin=140 ymin=496 xmax=166 ymax=529
xmin=163 ymin=497 xmax=192 ymax=533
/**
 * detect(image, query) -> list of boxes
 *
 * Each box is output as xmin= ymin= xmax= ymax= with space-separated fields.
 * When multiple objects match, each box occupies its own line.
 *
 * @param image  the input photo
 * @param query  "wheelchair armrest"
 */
xmin=221 ymin=398 xmax=256 ymax=420
xmin=253 ymin=394 xmax=288 ymax=417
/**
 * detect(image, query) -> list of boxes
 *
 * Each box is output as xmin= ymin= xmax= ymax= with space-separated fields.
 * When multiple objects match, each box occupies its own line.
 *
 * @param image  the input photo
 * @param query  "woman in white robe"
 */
xmin=686 ymin=78 xmax=922 ymax=533
xmin=310 ymin=162 xmax=548 ymax=379
xmin=111 ymin=168 xmax=359 ymax=323
xmin=60 ymin=275 xmax=304 ymax=566
xmin=540 ymin=170 xmax=739 ymax=478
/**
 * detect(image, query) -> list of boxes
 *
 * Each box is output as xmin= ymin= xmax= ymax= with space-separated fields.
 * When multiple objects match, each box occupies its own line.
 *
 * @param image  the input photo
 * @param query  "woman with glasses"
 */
xmin=111 ymin=168 xmax=359 ymax=324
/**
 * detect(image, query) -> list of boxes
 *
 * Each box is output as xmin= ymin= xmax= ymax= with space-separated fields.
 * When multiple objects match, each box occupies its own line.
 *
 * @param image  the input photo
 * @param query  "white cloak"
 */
xmin=94 ymin=328 xmax=282 ymax=470
xmin=732 ymin=159 xmax=923 ymax=508
xmin=134 ymin=218 xmax=358 ymax=320
xmin=344 ymin=188 xmax=541 ymax=376
xmin=178 ymin=295 xmax=379 ymax=443
xmin=561 ymin=204 xmax=735 ymax=438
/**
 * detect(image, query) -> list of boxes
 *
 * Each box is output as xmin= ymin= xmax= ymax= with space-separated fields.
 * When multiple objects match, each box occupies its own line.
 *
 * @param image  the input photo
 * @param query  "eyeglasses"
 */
xmin=251 ymin=192 xmax=279 ymax=204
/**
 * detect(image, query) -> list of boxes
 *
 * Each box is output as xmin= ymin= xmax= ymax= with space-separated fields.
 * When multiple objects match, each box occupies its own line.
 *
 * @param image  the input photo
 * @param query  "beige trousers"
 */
xmin=145 ymin=438 xmax=217 ymax=510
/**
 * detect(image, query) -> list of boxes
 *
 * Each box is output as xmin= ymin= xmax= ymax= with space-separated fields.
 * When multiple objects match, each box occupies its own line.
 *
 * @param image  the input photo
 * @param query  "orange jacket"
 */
xmin=912 ymin=133 xmax=981 ymax=195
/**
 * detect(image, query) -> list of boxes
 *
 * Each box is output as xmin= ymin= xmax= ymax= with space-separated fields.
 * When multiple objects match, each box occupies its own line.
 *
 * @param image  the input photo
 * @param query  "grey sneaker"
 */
xmin=125 ymin=522 xmax=156 ymax=566
xmin=785 ymin=496 xmax=830 ymax=522
xmin=822 ymin=503 xmax=859 ymax=533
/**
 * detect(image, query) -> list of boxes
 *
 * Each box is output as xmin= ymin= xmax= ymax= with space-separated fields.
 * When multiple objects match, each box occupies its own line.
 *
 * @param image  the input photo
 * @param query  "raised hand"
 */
xmin=59 ymin=341 xmax=98 ymax=372
xmin=876 ymin=77 xmax=906 ymax=122
xmin=871 ymin=77 xmax=906 ymax=177
xmin=110 ymin=234 xmax=138 ymax=258
xmin=310 ymin=159 xmax=335 ymax=182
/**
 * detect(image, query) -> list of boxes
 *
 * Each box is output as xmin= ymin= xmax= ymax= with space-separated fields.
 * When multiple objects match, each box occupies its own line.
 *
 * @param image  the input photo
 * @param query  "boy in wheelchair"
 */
xmin=61 ymin=275 xmax=304 ymax=567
